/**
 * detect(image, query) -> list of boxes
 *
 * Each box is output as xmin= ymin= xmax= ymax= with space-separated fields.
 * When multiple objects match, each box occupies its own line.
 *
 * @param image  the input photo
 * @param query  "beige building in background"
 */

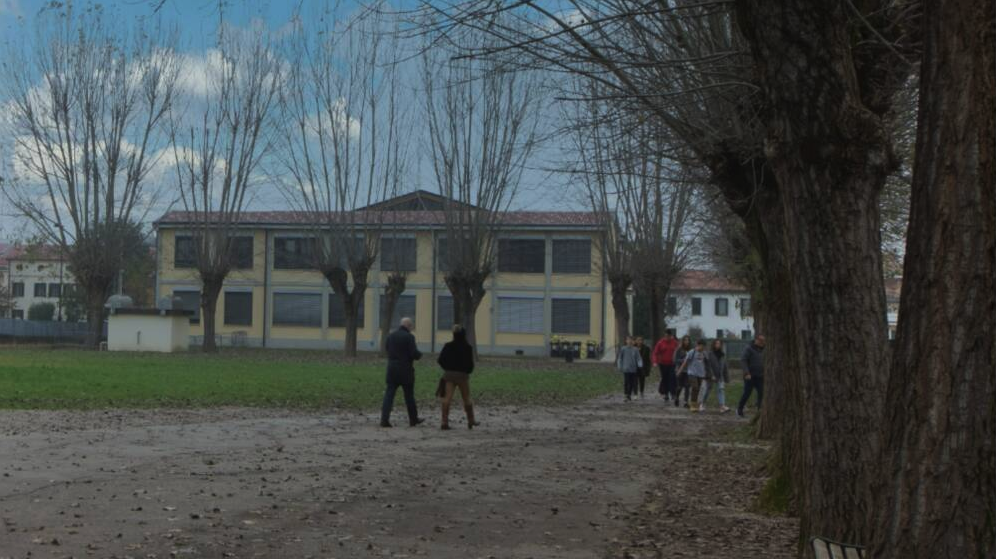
xmin=153 ymin=191 xmax=618 ymax=356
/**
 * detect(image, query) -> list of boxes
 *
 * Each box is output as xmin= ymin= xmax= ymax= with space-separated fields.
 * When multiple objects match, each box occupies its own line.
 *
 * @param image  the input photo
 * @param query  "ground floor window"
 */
xmin=224 ymin=291 xmax=253 ymax=326
xmin=497 ymin=297 xmax=543 ymax=334
xmin=381 ymin=294 xmax=416 ymax=329
xmin=437 ymin=295 xmax=454 ymax=331
xmin=272 ymin=293 xmax=321 ymax=327
xmin=552 ymin=298 xmax=590 ymax=335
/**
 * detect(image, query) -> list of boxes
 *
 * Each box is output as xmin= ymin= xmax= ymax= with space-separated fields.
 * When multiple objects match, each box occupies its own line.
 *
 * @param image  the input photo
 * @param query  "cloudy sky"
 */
xmin=0 ymin=1 xmax=575 ymax=243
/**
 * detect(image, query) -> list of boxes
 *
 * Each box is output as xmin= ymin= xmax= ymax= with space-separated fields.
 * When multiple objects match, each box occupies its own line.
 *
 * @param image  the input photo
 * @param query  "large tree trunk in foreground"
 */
xmin=869 ymin=2 xmax=996 ymax=556
xmin=739 ymin=1 xmax=896 ymax=545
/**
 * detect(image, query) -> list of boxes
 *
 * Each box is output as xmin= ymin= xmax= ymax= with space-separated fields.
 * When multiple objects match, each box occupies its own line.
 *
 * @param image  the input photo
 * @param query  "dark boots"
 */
xmin=465 ymin=404 xmax=480 ymax=429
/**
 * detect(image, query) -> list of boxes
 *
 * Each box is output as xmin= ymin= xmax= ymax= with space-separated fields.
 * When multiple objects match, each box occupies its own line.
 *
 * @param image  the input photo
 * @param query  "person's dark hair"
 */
xmin=712 ymin=339 xmax=723 ymax=350
xmin=695 ymin=339 xmax=705 ymax=347
xmin=681 ymin=336 xmax=692 ymax=350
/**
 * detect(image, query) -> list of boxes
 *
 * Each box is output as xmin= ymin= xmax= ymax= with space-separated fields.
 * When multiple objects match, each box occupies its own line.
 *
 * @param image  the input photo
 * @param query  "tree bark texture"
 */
xmin=379 ymin=273 xmax=407 ymax=355
xmin=200 ymin=278 xmax=224 ymax=353
xmin=738 ymin=1 xmax=895 ymax=544
xmin=609 ymin=273 xmax=632 ymax=349
xmin=325 ymin=268 xmax=367 ymax=358
xmin=445 ymin=271 xmax=488 ymax=359
xmin=870 ymin=1 xmax=995 ymax=556
xmin=710 ymin=151 xmax=805 ymax=521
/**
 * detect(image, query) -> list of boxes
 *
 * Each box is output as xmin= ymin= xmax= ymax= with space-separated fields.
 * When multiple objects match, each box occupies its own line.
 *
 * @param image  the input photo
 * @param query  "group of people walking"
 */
xmin=380 ymin=318 xmax=479 ymax=430
xmin=617 ymin=332 xmax=765 ymax=417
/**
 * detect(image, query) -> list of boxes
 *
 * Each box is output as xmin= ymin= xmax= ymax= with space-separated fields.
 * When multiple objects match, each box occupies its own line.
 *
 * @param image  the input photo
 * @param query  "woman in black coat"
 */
xmin=436 ymin=324 xmax=479 ymax=430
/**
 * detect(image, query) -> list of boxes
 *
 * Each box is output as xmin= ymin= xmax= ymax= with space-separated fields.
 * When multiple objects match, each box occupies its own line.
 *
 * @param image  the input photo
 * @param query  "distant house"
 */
xmin=885 ymin=277 xmax=901 ymax=340
xmin=153 ymin=190 xmax=620 ymax=356
xmin=665 ymin=270 xmax=755 ymax=341
xmin=2 ymin=244 xmax=76 ymax=321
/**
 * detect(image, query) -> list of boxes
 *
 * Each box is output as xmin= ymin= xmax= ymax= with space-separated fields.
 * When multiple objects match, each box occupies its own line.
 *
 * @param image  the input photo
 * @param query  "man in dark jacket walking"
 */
xmin=737 ymin=334 xmax=765 ymax=417
xmin=380 ymin=317 xmax=425 ymax=427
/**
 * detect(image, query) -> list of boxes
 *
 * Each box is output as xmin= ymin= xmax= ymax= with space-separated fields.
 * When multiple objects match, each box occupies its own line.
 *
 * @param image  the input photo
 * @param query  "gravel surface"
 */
xmin=0 ymin=396 xmax=796 ymax=558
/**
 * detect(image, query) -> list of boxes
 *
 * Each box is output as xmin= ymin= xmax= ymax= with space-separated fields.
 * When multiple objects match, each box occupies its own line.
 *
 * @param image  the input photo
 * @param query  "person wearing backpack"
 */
xmin=677 ymin=339 xmax=708 ymax=412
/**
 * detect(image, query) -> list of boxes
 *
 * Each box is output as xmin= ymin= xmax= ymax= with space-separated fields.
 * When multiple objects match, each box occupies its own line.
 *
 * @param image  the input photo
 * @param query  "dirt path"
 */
xmin=0 ymin=397 xmax=796 ymax=558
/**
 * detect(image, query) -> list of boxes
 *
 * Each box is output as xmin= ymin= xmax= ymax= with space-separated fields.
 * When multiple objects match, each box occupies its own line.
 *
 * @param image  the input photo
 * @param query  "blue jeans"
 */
xmin=381 ymin=381 xmax=418 ymax=425
xmin=738 ymin=376 xmax=764 ymax=412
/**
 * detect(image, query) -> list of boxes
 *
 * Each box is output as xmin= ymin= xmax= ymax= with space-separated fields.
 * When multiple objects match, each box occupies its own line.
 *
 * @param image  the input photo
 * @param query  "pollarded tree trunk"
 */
xmin=326 ymin=268 xmax=369 ymax=358
xmin=380 ymin=273 xmax=407 ymax=355
xmin=869 ymin=2 xmax=995 ymax=556
xmin=738 ymin=1 xmax=897 ymax=545
xmin=609 ymin=273 xmax=631 ymax=350
xmin=200 ymin=279 xmax=224 ymax=352
xmin=445 ymin=271 xmax=488 ymax=360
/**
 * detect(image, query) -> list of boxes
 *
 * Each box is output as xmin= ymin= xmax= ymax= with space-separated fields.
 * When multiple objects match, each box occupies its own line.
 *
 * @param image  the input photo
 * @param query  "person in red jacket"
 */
xmin=652 ymin=332 xmax=679 ymax=401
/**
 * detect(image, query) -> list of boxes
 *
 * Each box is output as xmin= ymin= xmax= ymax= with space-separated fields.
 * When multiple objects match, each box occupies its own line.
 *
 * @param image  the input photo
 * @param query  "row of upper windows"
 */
xmin=667 ymin=296 xmax=751 ymax=318
xmin=10 ymin=282 xmax=75 ymax=298
xmin=170 ymin=290 xmax=592 ymax=335
xmin=172 ymin=236 xmax=594 ymax=275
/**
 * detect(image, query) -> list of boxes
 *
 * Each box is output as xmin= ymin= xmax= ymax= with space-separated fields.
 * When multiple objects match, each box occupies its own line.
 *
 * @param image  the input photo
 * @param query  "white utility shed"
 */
xmin=108 ymin=309 xmax=192 ymax=352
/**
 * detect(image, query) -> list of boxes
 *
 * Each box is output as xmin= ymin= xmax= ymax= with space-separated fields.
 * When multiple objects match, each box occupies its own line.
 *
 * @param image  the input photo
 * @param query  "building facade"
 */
xmin=154 ymin=191 xmax=617 ymax=356
xmin=2 ymin=245 xmax=76 ymax=321
xmin=664 ymin=270 xmax=755 ymax=341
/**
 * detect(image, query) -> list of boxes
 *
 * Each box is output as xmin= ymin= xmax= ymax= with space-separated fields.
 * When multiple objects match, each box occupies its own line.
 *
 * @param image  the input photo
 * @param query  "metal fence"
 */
xmin=0 ymin=318 xmax=102 ymax=343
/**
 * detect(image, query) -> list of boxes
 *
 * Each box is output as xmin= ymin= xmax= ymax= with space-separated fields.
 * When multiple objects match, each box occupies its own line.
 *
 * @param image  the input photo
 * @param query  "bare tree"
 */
xmin=421 ymin=0 xmax=920 ymax=549
xmin=170 ymin=24 xmax=281 ymax=352
xmin=278 ymin=3 xmax=411 ymax=357
xmin=0 ymin=4 xmax=178 ymax=346
xmin=870 ymin=1 xmax=995 ymax=556
xmin=422 ymin=31 xmax=541 ymax=354
xmin=569 ymin=99 xmax=696 ymax=346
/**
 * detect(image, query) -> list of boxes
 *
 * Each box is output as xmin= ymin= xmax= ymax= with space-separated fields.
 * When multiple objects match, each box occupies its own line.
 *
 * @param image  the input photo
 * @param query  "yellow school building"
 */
xmin=153 ymin=191 xmax=619 ymax=356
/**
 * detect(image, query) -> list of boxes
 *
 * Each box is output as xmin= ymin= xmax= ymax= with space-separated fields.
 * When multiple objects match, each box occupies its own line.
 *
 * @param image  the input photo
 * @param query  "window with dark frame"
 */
xmin=48 ymin=283 xmax=61 ymax=298
xmin=173 ymin=290 xmax=201 ymax=324
xmin=715 ymin=297 xmax=729 ymax=317
xmin=12 ymin=282 xmax=24 ymax=297
xmin=272 ymin=293 xmax=321 ymax=327
xmin=497 ymin=297 xmax=544 ymax=333
xmin=381 ymin=294 xmax=416 ymax=328
xmin=436 ymin=238 xmax=450 ymax=272
xmin=12 ymin=309 xmax=23 ymax=319
xmin=741 ymin=330 xmax=753 ymax=340
xmin=552 ymin=239 xmax=591 ymax=274
xmin=380 ymin=237 xmax=417 ymax=272
xmin=33 ymin=283 xmax=46 ymax=297
xmin=716 ymin=329 xmax=724 ymax=339
xmin=328 ymin=294 xmax=365 ymax=328
xmin=552 ymin=298 xmax=590 ymax=335
xmin=174 ymin=236 xmax=196 ymax=268
xmin=667 ymin=296 xmax=678 ymax=316
xmin=437 ymin=295 xmax=454 ymax=331
xmin=274 ymin=237 xmax=317 ymax=270
xmin=223 ymin=291 xmax=253 ymax=326
xmin=497 ymin=239 xmax=545 ymax=273
xmin=229 ymin=237 xmax=254 ymax=269
xmin=691 ymin=297 xmax=702 ymax=316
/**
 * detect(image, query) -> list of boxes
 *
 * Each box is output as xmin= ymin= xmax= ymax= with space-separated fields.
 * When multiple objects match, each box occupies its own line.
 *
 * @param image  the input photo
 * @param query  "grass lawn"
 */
xmin=0 ymin=347 xmax=628 ymax=410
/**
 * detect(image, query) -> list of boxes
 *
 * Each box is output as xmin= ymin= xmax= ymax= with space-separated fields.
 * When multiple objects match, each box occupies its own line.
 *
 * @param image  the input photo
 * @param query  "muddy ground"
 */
xmin=0 ymin=397 xmax=797 ymax=558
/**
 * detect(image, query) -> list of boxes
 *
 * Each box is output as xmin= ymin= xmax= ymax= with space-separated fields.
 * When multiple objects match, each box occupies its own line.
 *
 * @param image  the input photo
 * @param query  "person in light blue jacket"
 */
xmin=616 ymin=337 xmax=643 ymax=401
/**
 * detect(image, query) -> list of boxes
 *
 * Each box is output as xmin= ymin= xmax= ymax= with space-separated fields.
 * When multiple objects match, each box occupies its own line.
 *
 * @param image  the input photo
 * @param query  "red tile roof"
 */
xmin=670 ymin=270 xmax=747 ymax=292
xmin=154 ymin=210 xmax=607 ymax=228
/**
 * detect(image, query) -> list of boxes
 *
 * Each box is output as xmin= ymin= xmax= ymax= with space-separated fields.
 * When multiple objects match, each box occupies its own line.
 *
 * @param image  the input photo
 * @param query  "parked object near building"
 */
xmin=107 ymin=308 xmax=192 ymax=353
xmin=154 ymin=190 xmax=619 ymax=356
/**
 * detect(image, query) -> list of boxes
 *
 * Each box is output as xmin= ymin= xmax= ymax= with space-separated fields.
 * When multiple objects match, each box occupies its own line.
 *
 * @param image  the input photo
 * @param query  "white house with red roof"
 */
xmin=665 ymin=270 xmax=755 ymax=341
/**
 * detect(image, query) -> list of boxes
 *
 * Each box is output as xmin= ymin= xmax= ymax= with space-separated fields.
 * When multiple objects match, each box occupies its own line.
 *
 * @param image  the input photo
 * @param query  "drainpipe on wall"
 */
xmin=262 ymin=229 xmax=271 ymax=348
xmin=430 ymin=228 xmax=437 ymax=353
